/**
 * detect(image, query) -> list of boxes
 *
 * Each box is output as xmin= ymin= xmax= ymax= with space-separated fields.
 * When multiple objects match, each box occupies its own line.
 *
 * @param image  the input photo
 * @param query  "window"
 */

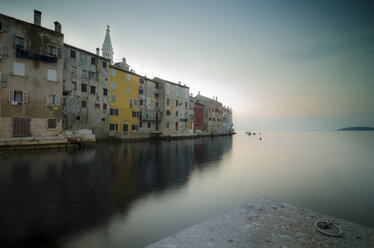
xmin=209 ymin=117 xmax=211 ymax=121
xmin=139 ymin=78 xmax=144 ymax=84
xmin=134 ymin=99 xmax=137 ymax=106
xmin=176 ymin=91 xmax=179 ymax=97
xmin=176 ymin=100 xmax=178 ymax=106
xmin=72 ymin=81 xmax=77 ymax=90
xmin=46 ymin=94 xmax=60 ymax=106
xmin=91 ymin=57 xmax=96 ymax=65
xmin=132 ymin=111 xmax=138 ymax=117
xmin=112 ymin=95 xmax=116 ymax=103
xmin=127 ymin=88 xmax=130 ymax=93
xmin=80 ymin=53 xmax=87 ymax=65
xmin=176 ymin=111 xmax=178 ymax=116
xmin=82 ymin=69 xmax=87 ymax=78
xmin=167 ymin=122 xmax=170 ymax=128
xmin=166 ymin=89 xmax=170 ymax=95
xmin=90 ymin=86 xmax=96 ymax=94
xmin=167 ymin=98 xmax=169 ymax=105
xmin=175 ymin=122 xmax=178 ymax=131
xmin=123 ymin=124 xmax=128 ymax=132
xmin=139 ymin=121 xmax=142 ymax=128
xmin=166 ymin=110 xmax=171 ymax=116
xmin=139 ymin=100 xmax=143 ymax=106
xmin=47 ymin=69 xmax=57 ymax=82
xmin=155 ymin=93 xmax=159 ymax=98
xmin=103 ymin=103 xmax=107 ymax=110
xmin=139 ymin=111 xmax=142 ymax=120
xmin=48 ymin=119 xmax=57 ymax=129
xmin=110 ymin=123 xmax=118 ymax=131
xmin=95 ymin=103 xmax=100 ymax=109
xmin=131 ymin=124 xmax=137 ymax=131
xmin=0 ymin=21 xmax=2 ymax=32
xmin=139 ymin=89 xmax=143 ymax=94
xmin=89 ymin=71 xmax=95 ymax=79
xmin=81 ymin=100 xmax=86 ymax=108
xmin=13 ymin=62 xmax=25 ymax=76
xmin=103 ymin=61 xmax=107 ymax=68
xmin=70 ymin=50 xmax=76 ymax=58
xmin=155 ymin=102 xmax=158 ymax=108
xmin=129 ymin=99 xmax=133 ymax=108
xmin=111 ymin=82 xmax=116 ymax=89
xmin=81 ymin=84 xmax=87 ymax=92
xmin=127 ymin=74 xmax=131 ymax=81
xmin=112 ymin=69 xmax=116 ymax=76
xmin=110 ymin=108 xmax=118 ymax=116
xmin=103 ymin=88 xmax=108 ymax=96
xmin=147 ymin=122 xmax=151 ymax=128
xmin=190 ymin=114 xmax=194 ymax=121
xmin=47 ymin=45 xmax=57 ymax=56
xmin=9 ymin=90 xmax=28 ymax=104
xmin=15 ymin=36 xmax=25 ymax=49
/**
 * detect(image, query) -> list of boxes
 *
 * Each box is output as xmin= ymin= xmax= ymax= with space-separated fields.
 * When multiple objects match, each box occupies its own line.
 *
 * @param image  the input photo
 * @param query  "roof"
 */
xmin=64 ymin=43 xmax=110 ymax=61
xmin=0 ymin=12 xmax=64 ymax=37
xmin=153 ymin=77 xmax=189 ymax=89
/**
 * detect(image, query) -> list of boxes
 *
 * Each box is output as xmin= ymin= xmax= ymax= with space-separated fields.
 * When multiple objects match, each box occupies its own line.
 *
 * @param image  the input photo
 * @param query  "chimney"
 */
xmin=34 ymin=10 xmax=42 ymax=26
xmin=54 ymin=21 xmax=61 ymax=33
xmin=198 ymin=91 xmax=200 ymax=95
xmin=96 ymin=48 xmax=100 ymax=55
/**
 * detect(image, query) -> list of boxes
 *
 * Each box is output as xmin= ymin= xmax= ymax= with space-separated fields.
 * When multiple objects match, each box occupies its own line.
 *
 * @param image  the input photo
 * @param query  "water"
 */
xmin=0 ymin=132 xmax=373 ymax=247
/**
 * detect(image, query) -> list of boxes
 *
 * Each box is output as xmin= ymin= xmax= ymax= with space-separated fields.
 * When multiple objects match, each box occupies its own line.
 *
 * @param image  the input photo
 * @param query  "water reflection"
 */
xmin=0 ymin=136 xmax=232 ymax=247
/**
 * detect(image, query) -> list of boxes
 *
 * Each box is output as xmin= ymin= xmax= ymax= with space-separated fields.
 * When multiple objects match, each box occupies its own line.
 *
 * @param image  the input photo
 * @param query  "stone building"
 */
xmin=223 ymin=106 xmax=234 ymax=134
xmin=154 ymin=78 xmax=193 ymax=136
xmin=61 ymin=44 xmax=110 ymax=138
xmin=0 ymin=10 xmax=64 ymax=139
xmin=194 ymin=94 xmax=225 ymax=134
xmin=109 ymin=66 xmax=139 ymax=138
xmin=138 ymin=77 xmax=161 ymax=134
xmin=194 ymin=99 xmax=204 ymax=132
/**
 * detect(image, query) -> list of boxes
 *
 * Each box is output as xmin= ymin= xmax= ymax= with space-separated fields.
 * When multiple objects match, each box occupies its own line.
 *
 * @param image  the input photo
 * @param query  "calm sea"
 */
xmin=0 ymin=131 xmax=373 ymax=247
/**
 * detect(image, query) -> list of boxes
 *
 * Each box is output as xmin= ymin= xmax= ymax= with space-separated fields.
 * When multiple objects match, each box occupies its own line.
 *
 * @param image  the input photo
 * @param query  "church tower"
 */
xmin=102 ymin=25 xmax=114 ymax=64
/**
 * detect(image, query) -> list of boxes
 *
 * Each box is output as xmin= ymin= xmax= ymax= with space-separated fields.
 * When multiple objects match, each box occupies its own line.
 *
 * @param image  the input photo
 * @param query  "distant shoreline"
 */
xmin=337 ymin=127 xmax=374 ymax=131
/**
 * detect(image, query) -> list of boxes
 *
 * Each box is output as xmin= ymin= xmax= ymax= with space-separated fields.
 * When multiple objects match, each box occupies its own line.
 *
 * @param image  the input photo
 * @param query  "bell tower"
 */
xmin=102 ymin=25 xmax=114 ymax=64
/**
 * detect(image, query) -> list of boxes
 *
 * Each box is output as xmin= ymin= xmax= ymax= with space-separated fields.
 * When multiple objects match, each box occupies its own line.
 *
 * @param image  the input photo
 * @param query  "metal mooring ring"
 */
xmin=314 ymin=220 xmax=343 ymax=237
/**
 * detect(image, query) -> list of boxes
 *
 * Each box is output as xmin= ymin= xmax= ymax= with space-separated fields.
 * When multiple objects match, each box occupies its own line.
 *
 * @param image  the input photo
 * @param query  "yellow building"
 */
xmin=109 ymin=66 xmax=139 ymax=136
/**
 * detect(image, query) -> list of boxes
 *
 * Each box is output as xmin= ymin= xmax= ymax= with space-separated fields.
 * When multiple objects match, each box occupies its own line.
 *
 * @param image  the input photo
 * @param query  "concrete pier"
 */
xmin=147 ymin=198 xmax=373 ymax=248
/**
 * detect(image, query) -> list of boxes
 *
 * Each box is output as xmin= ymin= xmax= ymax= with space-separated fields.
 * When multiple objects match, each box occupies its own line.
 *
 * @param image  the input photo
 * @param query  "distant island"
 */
xmin=337 ymin=127 xmax=374 ymax=131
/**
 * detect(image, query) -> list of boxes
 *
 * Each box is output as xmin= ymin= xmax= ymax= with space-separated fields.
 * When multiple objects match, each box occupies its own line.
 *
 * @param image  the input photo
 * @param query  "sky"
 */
xmin=2 ymin=0 xmax=374 ymax=131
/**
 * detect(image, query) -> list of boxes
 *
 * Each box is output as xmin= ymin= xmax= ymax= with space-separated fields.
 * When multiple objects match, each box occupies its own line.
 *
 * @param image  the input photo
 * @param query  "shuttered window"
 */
xmin=13 ymin=62 xmax=25 ymax=76
xmin=48 ymin=119 xmax=57 ymax=128
xmin=13 ymin=117 xmax=31 ymax=137
xmin=47 ymin=69 xmax=57 ymax=82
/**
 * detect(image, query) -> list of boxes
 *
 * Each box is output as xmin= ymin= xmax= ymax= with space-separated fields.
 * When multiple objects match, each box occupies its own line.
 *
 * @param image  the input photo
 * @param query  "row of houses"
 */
xmin=0 ymin=10 xmax=233 ymax=144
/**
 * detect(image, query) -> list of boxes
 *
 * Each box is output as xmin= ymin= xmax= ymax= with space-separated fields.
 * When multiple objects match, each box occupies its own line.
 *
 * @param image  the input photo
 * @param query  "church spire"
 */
xmin=102 ymin=25 xmax=113 ymax=65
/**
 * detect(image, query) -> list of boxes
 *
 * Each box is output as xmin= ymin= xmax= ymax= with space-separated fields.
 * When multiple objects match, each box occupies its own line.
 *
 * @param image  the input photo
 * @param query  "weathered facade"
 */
xmin=194 ymin=94 xmax=227 ymax=134
xmin=223 ymin=106 xmax=234 ymax=134
xmin=109 ymin=66 xmax=139 ymax=138
xmin=194 ymin=100 xmax=204 ymax=132
xmin=154 ymin=78 xmax=193 ymax=136
xmin=138 ymin=77 xmax=160 ymax=134
xmin=62 ymin=44 xmax=110 ymax=138
xmin=0 ymin=11 xmax=64 ymax=139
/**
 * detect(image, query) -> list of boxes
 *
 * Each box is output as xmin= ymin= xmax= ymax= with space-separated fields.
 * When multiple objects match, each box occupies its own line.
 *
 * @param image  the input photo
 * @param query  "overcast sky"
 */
xmin=2 ymin=0 xmax=374 ymax=130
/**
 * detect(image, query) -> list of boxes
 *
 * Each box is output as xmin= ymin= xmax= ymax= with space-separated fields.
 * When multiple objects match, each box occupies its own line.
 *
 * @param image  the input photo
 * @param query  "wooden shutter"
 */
xmin=9 ymin=89 xmax=14 ymax=101
xmin=13 ymin=117 xmax=31 ymax=137
xmin=23 ymin=91 xmax=28 ymax=103
xmin=46 ymin=95 xmax=51 ymax=106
